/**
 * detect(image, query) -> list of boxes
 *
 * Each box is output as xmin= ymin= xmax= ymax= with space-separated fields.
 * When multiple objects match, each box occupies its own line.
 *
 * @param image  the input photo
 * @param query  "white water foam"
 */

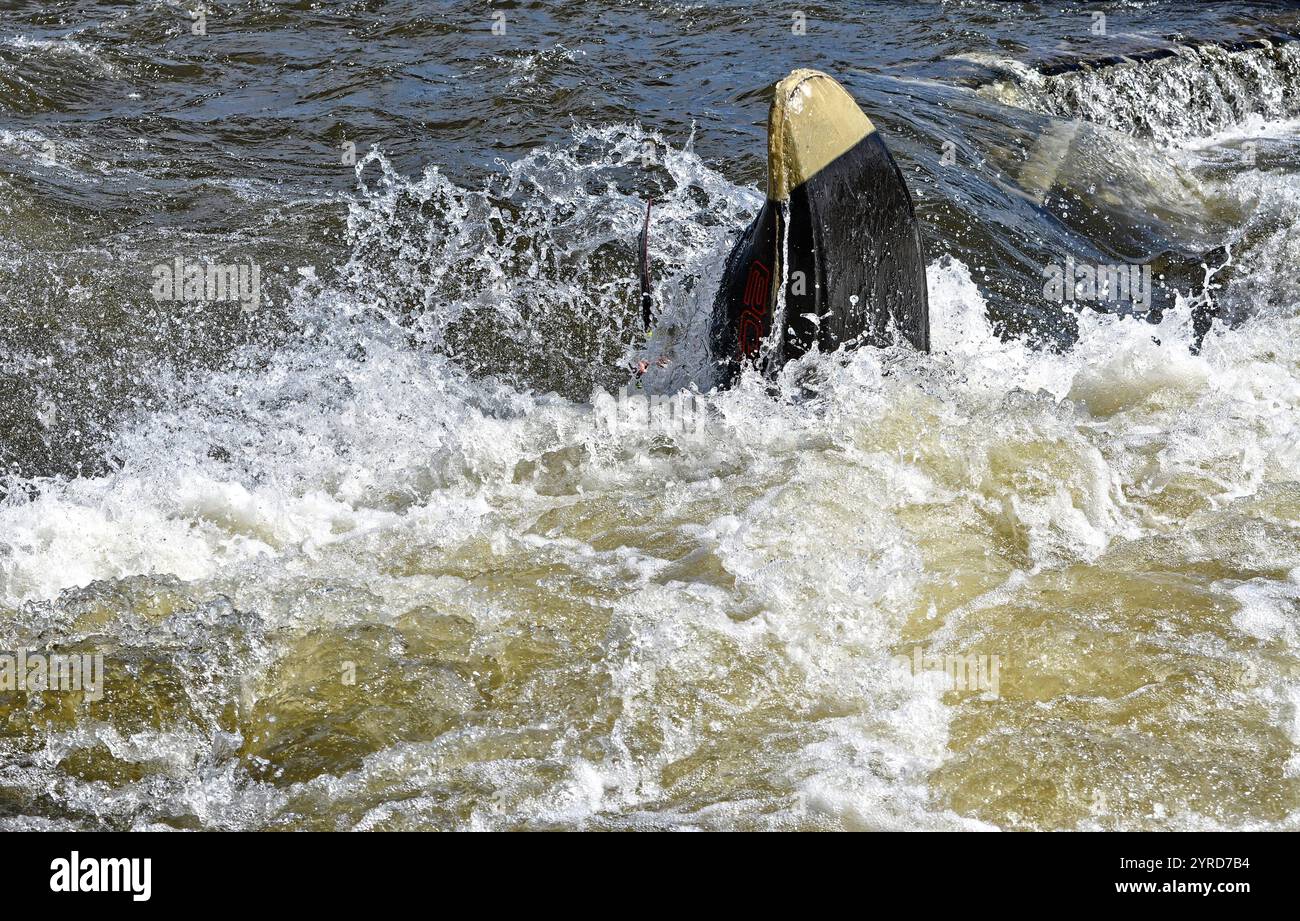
xmin=2 ymin=124 xmax=1298 ymax=829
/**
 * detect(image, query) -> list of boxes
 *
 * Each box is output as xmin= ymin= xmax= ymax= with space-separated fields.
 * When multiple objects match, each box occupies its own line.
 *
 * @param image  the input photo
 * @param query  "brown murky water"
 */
xmin=2 ymin=1 xmax=1299 ymax=829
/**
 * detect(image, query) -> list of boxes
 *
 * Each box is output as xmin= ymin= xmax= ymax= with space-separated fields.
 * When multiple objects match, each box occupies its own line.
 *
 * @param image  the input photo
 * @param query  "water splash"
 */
xmin=336 ymin=125 xmax=756 ymax=399
xmin=1 ymin=116 xmax=1298 ymax=830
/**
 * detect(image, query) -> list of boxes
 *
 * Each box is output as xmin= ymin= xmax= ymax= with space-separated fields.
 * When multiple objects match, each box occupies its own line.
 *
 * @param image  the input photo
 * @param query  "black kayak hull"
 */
xmin=710 ymin=69 xmax=929 ymax=383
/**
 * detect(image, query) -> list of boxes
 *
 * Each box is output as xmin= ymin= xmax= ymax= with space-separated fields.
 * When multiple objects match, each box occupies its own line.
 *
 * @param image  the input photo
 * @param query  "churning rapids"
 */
xmin=2 ymin=1 xmax=1300 ymax=830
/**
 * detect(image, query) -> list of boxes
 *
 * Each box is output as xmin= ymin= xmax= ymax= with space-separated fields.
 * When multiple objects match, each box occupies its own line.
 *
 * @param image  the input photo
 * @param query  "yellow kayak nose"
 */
xmin=711 ymin=69 xmax=929 ymax=384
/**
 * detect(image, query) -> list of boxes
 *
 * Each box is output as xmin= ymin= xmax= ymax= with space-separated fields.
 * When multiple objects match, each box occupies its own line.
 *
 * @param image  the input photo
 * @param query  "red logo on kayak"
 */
xmin=738 ymin=259 xmax=770 ymax=358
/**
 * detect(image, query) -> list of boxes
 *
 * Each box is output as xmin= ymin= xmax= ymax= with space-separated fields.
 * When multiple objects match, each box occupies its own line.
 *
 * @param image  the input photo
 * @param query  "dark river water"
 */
xmin=2 ymin=0 xmax=1300 ymax=830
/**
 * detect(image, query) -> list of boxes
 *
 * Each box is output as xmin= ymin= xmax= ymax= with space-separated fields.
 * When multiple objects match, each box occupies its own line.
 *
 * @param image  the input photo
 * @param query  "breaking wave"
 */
xmin=979 ymin=38 xmax=1300 ymax=143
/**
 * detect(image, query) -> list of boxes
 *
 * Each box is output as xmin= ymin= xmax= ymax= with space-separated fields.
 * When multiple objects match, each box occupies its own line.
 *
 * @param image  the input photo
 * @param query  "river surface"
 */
xmin=2 ymin=0 xmax=1300 ymax=830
